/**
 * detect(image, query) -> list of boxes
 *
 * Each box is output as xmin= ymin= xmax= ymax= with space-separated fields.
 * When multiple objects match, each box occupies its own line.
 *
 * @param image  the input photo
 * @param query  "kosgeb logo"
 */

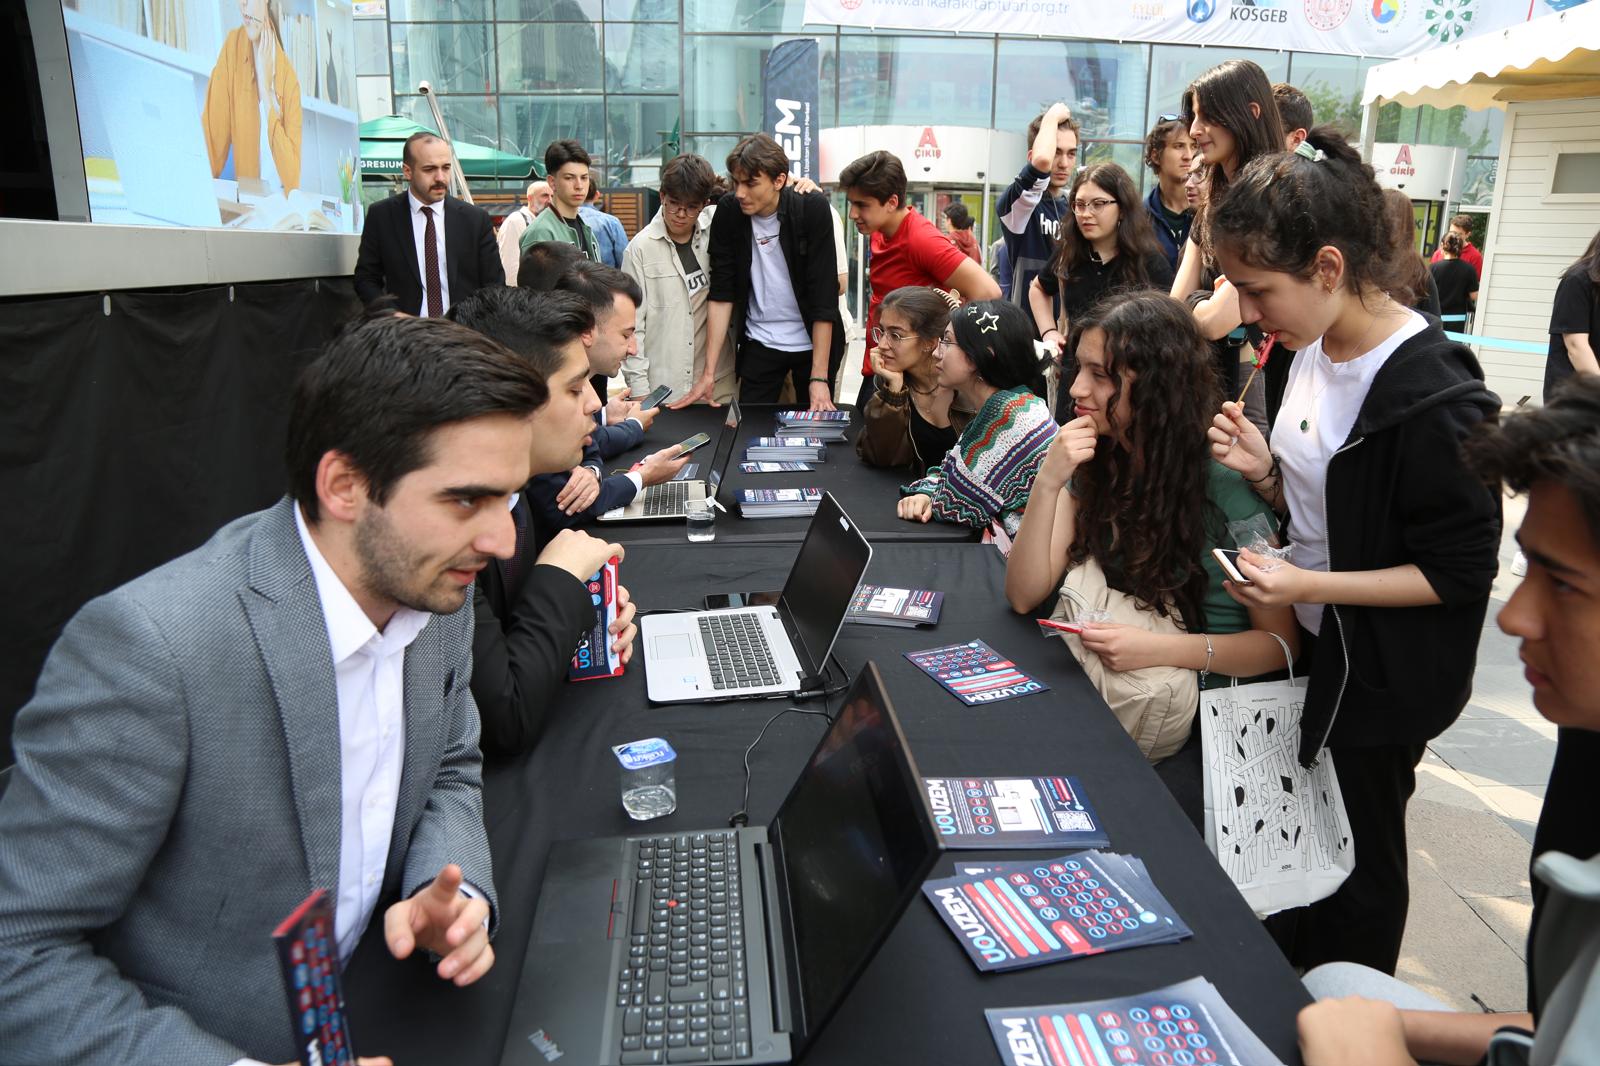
xmin=1187 ymin=0 xmax=1217 ymax=22
xmin=1371 ymin=0 xmax=1400 ymax=23
xmin=1232 ymin=0 xmax=1290 ymax=23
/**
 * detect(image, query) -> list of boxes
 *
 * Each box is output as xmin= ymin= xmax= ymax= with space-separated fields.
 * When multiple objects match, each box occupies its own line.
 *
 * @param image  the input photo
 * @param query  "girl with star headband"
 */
xmin=898 ymin=300 xmax=1054 ymax=546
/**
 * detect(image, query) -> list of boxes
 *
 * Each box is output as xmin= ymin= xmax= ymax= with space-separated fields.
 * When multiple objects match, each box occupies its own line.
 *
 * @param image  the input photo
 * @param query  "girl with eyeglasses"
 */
xmin=1005 ymin=291 xmax=1299 ymax=761
xmin=1027 ymin=163 xmax=1172 ymax=422
xmin=897 ymin=300 xmax=1055 ymax=546
xmin=1206 ymin=127 xmax=1501 ymax=977
xmin=856 ymin=287 xmax=973 ymax=471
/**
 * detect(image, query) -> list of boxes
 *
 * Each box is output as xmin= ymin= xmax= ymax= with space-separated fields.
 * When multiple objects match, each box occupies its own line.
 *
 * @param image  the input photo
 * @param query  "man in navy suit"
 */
xmin=355 ymin=133 xmax=504 ymax=316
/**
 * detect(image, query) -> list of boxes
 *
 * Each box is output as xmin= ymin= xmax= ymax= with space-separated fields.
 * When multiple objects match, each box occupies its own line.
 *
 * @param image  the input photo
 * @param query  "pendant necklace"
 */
xmin=1302 ymin=306 xmax=1400 ymax=432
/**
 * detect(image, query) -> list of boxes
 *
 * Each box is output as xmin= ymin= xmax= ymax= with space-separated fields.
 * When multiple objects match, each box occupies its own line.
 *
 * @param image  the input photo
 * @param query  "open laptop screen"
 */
xmin=767 ymin=664 xmax=941 ymax=1043
xmin=775 ymin=493 xmax=871 ymax=677
xmin=704 ymin=400 xmax=742 ymax=500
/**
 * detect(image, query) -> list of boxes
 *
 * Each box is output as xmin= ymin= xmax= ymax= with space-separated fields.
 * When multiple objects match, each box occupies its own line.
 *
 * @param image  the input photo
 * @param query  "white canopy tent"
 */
xmin=1361 ymin=2 xmax=1600 ymax=116
xmin=1360 ymin=3 xmax=1600 ymax=405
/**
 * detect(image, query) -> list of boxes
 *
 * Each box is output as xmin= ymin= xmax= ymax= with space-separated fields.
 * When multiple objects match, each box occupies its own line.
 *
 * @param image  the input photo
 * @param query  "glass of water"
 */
xmin=685 ymin=499 xmax=715 ymax=542
xmin=613 ymin=738 xmax=677 ymax=821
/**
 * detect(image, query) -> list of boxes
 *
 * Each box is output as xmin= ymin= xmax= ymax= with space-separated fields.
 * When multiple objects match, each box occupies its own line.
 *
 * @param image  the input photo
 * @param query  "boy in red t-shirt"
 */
xmin=839 ymin=150 xmax=1000 ymax=411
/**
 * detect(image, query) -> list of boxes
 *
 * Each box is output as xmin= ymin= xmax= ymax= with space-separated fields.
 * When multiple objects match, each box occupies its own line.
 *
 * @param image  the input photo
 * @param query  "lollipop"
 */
xmin=1235 ymin=331 xmax=1278 ymax=406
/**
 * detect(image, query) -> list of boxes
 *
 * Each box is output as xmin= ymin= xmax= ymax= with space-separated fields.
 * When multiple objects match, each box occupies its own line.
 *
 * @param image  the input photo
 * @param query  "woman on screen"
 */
xmin=203 ymin=0 xmax=302 ymax=193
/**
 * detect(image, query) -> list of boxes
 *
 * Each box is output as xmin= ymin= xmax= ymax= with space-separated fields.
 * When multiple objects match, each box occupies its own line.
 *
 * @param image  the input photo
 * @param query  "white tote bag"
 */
xmin=1200 ymin=635 xmax=1354 ymax=918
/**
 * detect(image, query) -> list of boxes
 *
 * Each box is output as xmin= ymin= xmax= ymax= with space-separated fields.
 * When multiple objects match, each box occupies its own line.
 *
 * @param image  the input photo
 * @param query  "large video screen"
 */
xmin=62 ymin=0 xmax=361 ymax=232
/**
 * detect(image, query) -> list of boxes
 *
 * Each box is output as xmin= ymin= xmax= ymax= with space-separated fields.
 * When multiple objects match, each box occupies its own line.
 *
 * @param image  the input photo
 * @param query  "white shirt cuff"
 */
xmin=625 ymin=472 xmax=644 ymax=495
xmin=459 ymin=881 xmax=491 ymax=931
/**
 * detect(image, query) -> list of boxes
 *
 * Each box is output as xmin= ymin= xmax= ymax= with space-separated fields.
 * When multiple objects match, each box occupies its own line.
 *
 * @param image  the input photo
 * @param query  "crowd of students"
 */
xmin=462 ymin=56 xmax=1598 ymax=1064
xmin=3 ymin=50 xmax=1599 ymax=1066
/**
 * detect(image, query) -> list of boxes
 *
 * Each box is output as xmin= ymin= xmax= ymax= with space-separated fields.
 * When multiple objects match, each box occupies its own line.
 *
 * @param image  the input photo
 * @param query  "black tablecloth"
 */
xmin=345 ymin=542 xmax=1307 ymax=1063
xmin=600 ymin=404 xmax=976 ymax=545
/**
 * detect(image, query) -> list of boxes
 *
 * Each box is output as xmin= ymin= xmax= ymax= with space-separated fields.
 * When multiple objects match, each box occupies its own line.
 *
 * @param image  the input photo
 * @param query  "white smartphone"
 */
xmin=1212 ymin=547 xmax=1253 ymax=585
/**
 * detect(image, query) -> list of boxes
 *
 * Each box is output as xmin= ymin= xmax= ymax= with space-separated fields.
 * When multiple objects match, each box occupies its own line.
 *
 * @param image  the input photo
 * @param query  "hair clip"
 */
xmin=1293 ymin=141 xmax=1326 ymax=163
xmin=973 ymin=311 xmax=1000 ymax=334
xmin=937 ymin=288 xmax=962 ymax=310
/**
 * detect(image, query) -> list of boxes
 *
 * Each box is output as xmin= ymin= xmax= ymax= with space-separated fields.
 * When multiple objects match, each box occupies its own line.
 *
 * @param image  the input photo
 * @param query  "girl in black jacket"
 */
xmin=1204 ymin=128 xmax=1502 ymax=976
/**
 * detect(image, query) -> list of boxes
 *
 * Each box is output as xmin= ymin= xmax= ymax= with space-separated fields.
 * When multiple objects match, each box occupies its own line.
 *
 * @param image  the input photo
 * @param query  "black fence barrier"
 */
xmin=0 ymin=277 xmax=363 ymax=755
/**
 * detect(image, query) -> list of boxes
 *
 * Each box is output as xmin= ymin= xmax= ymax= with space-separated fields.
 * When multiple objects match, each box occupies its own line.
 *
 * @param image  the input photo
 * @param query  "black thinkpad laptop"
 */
xmin=500 ymin=662 xmax=942 ymax=1066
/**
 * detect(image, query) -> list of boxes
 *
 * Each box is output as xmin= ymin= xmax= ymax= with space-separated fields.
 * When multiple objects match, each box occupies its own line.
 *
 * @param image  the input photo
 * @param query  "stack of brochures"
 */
xmin=745 ymin=437 xmax=827 ymax=462
xmin=985 ymin=977 xmax=1283 ymax=1066
xmin=924 ymin=849 xmax=1191 ymax=972
xmin=775 ymin=409 xmax=850 ymax=441
xmin=739 ymin=461 xmax=814 ymax=473
xmin=846 ymin=585 xmax=944 ymax=628
xmin=737 ymin=487 xmax=824 ymax=518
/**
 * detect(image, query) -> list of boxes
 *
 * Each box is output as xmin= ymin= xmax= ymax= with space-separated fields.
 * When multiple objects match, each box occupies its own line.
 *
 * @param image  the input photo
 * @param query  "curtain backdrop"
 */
xmin=0 ymin=277 xmax=362 ymax=758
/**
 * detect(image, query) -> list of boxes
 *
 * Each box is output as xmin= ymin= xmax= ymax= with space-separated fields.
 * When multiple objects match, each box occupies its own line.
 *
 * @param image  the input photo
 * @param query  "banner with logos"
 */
xmin=763 ymin=38 xmax=821 ymax=180
xmin=800 ymin=0 xmax=1584 ymax=60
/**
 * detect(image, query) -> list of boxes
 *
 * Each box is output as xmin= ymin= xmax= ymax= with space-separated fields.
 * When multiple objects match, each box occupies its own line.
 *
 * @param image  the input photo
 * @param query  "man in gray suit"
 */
xmin=0 ymin=315 xmax=545 ymax=1064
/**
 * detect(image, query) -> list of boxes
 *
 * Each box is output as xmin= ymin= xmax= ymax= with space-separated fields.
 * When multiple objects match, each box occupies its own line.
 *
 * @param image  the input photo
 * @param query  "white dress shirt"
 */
xmin=408 ymin=190 xmax=451 ymax=317
xmin=293 ymin=505 xmax=431 ymax=962
xmin=231 ymin=512 xmax=452 ymax=1066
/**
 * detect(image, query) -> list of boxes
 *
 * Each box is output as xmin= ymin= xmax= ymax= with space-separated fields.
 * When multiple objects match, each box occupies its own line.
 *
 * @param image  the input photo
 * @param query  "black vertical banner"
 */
xmin=762 ymin=39 xmax=819 ymax=181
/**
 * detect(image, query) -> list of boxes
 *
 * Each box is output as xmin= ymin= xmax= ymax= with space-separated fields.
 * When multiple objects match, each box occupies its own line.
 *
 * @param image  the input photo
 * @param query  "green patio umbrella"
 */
xmin=359 ymin=116 xmax=541 ymax=181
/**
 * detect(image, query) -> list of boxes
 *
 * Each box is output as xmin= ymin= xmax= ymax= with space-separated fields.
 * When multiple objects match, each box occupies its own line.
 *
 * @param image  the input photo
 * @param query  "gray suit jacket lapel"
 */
xmin=391 ymin=628 xmax=447 ymax=874
xmin=240 ymin=498 xmax=343 ymax=897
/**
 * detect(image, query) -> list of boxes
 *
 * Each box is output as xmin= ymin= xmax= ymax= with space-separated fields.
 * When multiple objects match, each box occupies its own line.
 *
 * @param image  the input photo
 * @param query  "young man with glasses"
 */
xmin=621 ymin=153 xmax=736 ymax=404
xmin=997 ymin=102 xmax=1082 ymax=310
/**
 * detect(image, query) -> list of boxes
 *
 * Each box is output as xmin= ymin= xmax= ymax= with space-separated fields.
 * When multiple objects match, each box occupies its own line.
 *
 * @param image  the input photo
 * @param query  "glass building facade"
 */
xmin=353 ymin=0 xmax=1504 ymax=206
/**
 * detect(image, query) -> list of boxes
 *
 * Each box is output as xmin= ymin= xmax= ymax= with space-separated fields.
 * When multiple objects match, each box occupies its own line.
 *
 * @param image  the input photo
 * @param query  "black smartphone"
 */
xmin=703 ymin=591 xmax=781 ymax=610
xmin=1212 ymin=548 xmax=1253 ymax=585
xmin=639 ymin=385 xmax=672 ymax=410
xmin=673 ymin=432 xmax=712 ymax=455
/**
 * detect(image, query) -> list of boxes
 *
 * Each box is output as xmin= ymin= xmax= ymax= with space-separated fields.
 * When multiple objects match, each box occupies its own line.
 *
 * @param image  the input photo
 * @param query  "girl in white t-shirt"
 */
xmin=1204 ymin=128 xmax=1502 ymax=978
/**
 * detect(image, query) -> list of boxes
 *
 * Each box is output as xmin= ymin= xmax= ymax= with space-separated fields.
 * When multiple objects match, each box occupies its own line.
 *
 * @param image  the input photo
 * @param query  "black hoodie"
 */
xmin=1292 ymin=321 xmax=1502 ymax=766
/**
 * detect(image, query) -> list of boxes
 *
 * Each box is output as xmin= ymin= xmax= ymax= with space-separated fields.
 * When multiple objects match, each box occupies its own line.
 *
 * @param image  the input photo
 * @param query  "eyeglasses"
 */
xmin=1070 ymin=198 xmax=1117 ymax=214
xmin=870 ymin=326 xmax=914 ymax=345
xmin=1157 ymin=113 xmax=1181 ymax=123
xmin=661 ymin=199 xmax=704 ymax=218
xmin=936 ymin=336 xmax=958 ymax=353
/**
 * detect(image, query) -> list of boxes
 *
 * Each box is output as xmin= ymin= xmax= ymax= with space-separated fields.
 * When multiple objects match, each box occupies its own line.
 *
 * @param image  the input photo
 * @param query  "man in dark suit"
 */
xmin=448 ymin=286 xmax=639 ymax=756
xmin=354 ymin=132 xmax=504 ymax=316
xmin=0 ymin=315 xmax=541 ymax=1063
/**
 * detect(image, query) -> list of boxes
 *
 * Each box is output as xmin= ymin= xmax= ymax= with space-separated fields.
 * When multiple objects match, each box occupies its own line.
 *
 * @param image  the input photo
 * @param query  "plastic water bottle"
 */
xmin=613 ymin=738 xmax=678 ymax=820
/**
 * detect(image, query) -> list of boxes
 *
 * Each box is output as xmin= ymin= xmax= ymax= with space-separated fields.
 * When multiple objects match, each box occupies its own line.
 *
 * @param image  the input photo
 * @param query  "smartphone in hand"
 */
xmin=671 ymin=432 xmax=712 ymax=455
xmin=639 ymin=385 xmax=672 ymax=410
xmin=1212 ymin=547 xmax=1253 ymax=585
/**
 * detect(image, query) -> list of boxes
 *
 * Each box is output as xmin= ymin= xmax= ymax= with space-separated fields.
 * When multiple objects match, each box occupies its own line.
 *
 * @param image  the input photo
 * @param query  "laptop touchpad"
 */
xmin=651 ymin=633 xmax=695 ymax=660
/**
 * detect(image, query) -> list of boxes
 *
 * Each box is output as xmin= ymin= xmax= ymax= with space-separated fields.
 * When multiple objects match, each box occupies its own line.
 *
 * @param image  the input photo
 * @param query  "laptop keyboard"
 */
xmin=698 ymin=614 xmax=780 ymax=690
xmin=642 ymin=481 xmax=691 ymax=517
xmin=617 ymin=832 xmax=752 ymax=1063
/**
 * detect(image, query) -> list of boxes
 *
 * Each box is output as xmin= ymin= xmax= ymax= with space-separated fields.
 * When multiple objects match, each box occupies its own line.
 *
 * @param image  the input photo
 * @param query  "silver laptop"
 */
xmin=77 ymin=35 xmax=223 ymax=228
xmin=599 ymin=402 xmax=742 ymax=522
xmin=641 ymin=493 xmax=870 ymax=703
xmin=498 ymin=662 xmax=943 ymax=1066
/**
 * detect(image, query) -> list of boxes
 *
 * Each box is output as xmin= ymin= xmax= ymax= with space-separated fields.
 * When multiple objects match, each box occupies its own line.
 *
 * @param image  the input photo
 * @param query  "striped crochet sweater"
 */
xmin=903 ymin=386 xmax=1056 ymax=536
